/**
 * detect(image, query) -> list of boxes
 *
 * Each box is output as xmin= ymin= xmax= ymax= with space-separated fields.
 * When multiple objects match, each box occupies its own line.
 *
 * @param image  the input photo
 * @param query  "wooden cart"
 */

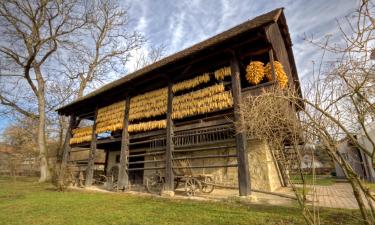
xmin=145 ymin=159 xmax=215 ymax=196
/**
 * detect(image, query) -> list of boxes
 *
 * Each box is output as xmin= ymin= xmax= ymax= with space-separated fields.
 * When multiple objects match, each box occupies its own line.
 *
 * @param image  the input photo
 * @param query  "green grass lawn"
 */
xmin=291 ymin=175 xmax=335 ymax=186
xmin=0 ymin=176 xmax=362 ymax=225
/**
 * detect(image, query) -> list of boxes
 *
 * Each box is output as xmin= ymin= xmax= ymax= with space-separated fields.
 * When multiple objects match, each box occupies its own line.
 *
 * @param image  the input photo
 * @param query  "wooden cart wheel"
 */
xmin=185 ymin=177 xmax=202 ymax=196
xmin=108 ymin=165 xmax=119 ymax=190
xmin=174 ymin=178 xmax=180 ymax=190
xmin=146 ymin=174 xmax=164 ymax=194
xmin=201 ymin=176 xmax=214 ymax=194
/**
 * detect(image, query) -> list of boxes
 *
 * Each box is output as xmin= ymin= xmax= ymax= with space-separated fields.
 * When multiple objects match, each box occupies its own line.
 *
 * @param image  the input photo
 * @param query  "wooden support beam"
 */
xmin=173 ymin=164 xmax=238 ymax=169
xmin=230 ymin=52 xmax=251 ymax=196
xmin=57 ymin=115 xmax=77 ymax=190
xmin=104 ymin=149 xmax=109 ymax=176
xmin=85 ymin=108 xmax=98 ymax=186
xmin=265 ymin=23 xmax=293 ymax=86
xmin=173 ymin=154 xmax=237 ymax=160
xmin=164 ymin=80 xmax=174 ymax=191
xmin=269 ymin=49 xmax=276 ymax=81
xmin=117 ymin=95 xmax=131 ymax=190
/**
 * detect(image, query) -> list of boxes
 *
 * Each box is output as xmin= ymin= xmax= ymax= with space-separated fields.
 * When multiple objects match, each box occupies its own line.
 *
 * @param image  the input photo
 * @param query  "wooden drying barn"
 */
xmin=57 ymin=8 xmax=302 ymax=196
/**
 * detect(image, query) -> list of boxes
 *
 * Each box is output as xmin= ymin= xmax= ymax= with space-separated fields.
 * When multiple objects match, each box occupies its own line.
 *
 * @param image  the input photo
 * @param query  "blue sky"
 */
xmin=126 ymin=0 xmax=356 ymax=78
xmin=0 ymin=0 xmax=357 ymax=135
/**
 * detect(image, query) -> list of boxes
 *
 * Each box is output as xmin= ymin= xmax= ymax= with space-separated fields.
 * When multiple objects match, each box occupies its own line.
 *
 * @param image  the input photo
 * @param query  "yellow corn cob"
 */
xmin=70 ymin=126 xmax=93 ymax=144
xmin=128 ymin=119 xmax=167 ymax=133
xmin=246 ymin=61 xmax=265 ymax=85
xmin=265 ymin=61 xmax=288 ymax=89
xmin=214 ymin=67 xmax=231 ymax=80
xmin=172 ymin=73 xmax=210 ymax=93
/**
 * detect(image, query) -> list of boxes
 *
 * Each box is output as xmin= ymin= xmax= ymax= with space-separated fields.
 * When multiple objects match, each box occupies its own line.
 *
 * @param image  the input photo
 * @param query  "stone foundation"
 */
xmin=248 ymin=140 xmax=281 ymax=192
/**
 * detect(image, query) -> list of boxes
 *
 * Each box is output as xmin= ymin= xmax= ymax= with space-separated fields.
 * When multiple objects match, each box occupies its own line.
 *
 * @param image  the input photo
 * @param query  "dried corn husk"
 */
xmin=172 ymin=73 xmax=210 ymax=93
xmin=128 ymin=119 xmax=167 ymax=133
xmin=246 ymin=61 xmax=265 ymax=85
xmin=265 ymin=61 xmax=288 ymax=89
xmin=129 ymin=87 xmax=168 ymax=121
xmin=172 ymin=83 xmax=233 ymax=119
xmin=214 ymin=67 xmax=231 ymax=80
xmin=85 ymin=66 xmax=236 ymax=136
xmin=96 ymin=101 xmax=125 ymax=134
xmin=70 ymin=126 xmax=93 ymax=144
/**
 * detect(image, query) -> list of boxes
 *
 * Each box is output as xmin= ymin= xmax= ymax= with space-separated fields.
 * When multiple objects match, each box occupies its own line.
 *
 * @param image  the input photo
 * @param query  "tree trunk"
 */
xmin=35 ymin=66 xmax=50 ymax=182
xmin=77 ymin=80 xmax=86 ymax=99
xmin=38 ymin=94 xmax=50 ymax=182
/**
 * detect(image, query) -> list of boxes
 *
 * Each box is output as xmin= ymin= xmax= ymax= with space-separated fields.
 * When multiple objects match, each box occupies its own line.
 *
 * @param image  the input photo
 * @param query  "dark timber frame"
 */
xmin=117 ymin=95 xmax=131 ymax=190
xmin=58 ymin=8 xmax=302 ymax=196
xmin=85 ymin=108 xmax=98 ymax=186
xmin=230 ymin=52 xmax=251 ymax=196
xmin=165 ymin=80 xmax=174 ymax=191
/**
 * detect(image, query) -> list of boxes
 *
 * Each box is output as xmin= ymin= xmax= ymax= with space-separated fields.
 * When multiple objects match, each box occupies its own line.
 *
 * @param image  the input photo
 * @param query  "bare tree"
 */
xmin=132 ymin=44 xmax=166 ymax=71
xmin=241 ymin=87 xmax=316 ymax=225
xmin=0 ymin=0 xmax=88 ymax=182
xmin=242 ymin=1 xmax=375 ymax=224
xmin=60 ymin=0 xmax=145 ymax=98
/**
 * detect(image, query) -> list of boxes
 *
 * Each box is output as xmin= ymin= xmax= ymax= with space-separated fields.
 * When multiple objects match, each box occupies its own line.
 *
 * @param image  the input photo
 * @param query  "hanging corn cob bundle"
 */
xmin=214 ymin=66 xmax=231 ymax=80
xmin=172 ymin=73 xmax=210 ymax=93
xmin=173 ymin=83 xmax=225 ymax=106
xmin=128 ymin=119 xmax=167 ymax=133
xmin=70 ymin=126 xmax=93 ymax=144
xmin=96 ymin=101 xmax=125 ymax=134
xmin=245 ymin=61 xmax=265 ymax=85
xmin=265 ymin=61 xmax=288 ymax=89
xmin=172 ymin=83 xmax=233 ymax=119
xmin=129 ymin=87 xmax=168 ymax=121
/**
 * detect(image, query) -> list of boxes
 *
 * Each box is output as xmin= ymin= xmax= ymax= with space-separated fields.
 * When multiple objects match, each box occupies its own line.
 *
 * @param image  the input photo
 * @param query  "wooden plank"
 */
xmin=57 ymin=115 xmax=76 ymax=189
xmin=128 ymin=159 xmax=165 ymax=165
xmin=230 ymin=53 xmax=251 ymax=196
xmin=174 ymin=119 xmax=232 ymax=132
xmin=128 ymin=166 xmax=165 ymax=171
xmin=85 ymin=108 xmax=98 ymax=186
xmin=265 ymin=23 xmax=293 ymax=88
xmin=241 ymin=81 xmax=276 ymax=94
xmin=174 ymin=139 xmax=235 ymax=150
xmin=130 ymin=129 xmax=166 ymax=140
xmin=173 ymin=164 xmax=238 ymax=169
xmin=173 ymin=154 xmax=237 ymax=160
xmin=165 ymin=80 xmax=174 ymax=191
xmin=104 ymin=149 xmax=109 ymax=176
xmin=117 ymin=95 xmax=131 ymax=190
xmin=128 ymin=150 xmax=166 ymax=158
xmin=269 ymin=49 xmax=276 ymax=81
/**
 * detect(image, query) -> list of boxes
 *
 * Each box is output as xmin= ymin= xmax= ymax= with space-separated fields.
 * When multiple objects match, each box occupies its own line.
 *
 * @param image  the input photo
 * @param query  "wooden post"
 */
xmin=85 ymin=108 xmax=98 ymax=186
xmin=57 ymin=115 xmax=76 ymax=190
xmin=268 ymin=49 xmax=276 ymax=81
xmin=104 ymin=149 xmax=109 ymax=175
xmin=118 ymin=96 xmax=131 ymax=190
xmin=230 ymin=52 xmax=251 ymax=196
xmin=164 ymin=79 xmax=174 ymax=193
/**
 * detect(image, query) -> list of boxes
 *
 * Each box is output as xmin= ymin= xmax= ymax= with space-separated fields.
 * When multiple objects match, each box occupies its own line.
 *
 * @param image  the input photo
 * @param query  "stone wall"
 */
xmin=248 ymin=139 xmax=281 ymax=192
xmin=106 ymin=150 xmax=120 ymax=174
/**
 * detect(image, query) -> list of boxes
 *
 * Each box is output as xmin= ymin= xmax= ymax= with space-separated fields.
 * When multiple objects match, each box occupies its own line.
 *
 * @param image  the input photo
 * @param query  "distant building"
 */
xmin=0 ymin=143 xmax=39 ymax=176
xmin=335 ymin=123 xmax=375 ymax=182
xmin=301 ymin=154 xmax=324 ymax=169
xmin=300 ymin=144 xmax=333 ymax=175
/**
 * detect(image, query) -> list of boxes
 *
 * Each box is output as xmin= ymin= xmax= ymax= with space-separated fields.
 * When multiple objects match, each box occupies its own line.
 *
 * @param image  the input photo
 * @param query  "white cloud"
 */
xmin=127 ymin=0 xmax=357 ymax=84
